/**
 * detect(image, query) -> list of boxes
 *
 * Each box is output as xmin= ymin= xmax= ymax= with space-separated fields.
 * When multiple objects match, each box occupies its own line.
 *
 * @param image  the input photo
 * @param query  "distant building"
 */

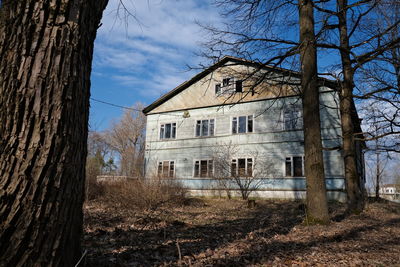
xmin=142 ymin=56 xmax=365 ymax=201
xmin=380 ymin=184 xmax=400 ymax=200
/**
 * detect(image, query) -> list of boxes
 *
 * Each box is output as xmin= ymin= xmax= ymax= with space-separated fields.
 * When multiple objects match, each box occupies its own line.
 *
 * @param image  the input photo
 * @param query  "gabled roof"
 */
xmin=142 ymin=56 xmax=338 ymax=114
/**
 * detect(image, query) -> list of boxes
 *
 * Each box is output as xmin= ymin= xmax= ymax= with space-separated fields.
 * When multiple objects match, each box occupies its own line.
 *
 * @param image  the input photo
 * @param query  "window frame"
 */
xmin=157 ymin=160 xmax=175 ymax=178
xmin=284 ymin=155 xmax=305 ymax=177
xmin=282 ymin=107 xmax=303 ymax=131
xmin=231 ymin=114 xmax=254 ymax=134
xmin=231 ymin=157 xmax=254 ymax=177
xmin=159 ymin=122 xmax=177 ymax=140
xmin=194 ymin=118 xmax=216 ymax=137
xmin=193 ymin=159 xmax=214 ymax=178
xmin=215 ymin=77 xmax=243 ymax=95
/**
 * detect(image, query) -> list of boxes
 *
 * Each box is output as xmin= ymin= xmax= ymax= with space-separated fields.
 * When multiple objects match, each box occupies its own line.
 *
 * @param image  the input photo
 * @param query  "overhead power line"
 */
xmin=90 ymin=98 xmax=143 ymax=111
xmin=90 ymin=97 xmax=184 ymax=117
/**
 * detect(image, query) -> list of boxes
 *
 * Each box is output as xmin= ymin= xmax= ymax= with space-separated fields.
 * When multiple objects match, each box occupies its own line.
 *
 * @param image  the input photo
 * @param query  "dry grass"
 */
xmin=97 ymin=178 xmax=187 ymax=212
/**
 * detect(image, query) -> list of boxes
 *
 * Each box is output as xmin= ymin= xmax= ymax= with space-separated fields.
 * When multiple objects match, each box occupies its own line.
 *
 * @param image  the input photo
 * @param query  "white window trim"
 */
xmin=284 ymin=155 xmax=305 ymax=177
xmin=282 ymin=107 xmax=303 ymax=131
xmin=231 ymin=114 xmax=255 ymax=134
xmin=231 ymin=157 xmax=254 ymax=177
xmin=216 ymin=77 xmax=243 ymax=95
xmin=194 ymin=118 xmax=216 ymax=137
xmin=193 ymin=159 xmax=214 ymax=178
xmin=281 ymin=106 xmax=304 ymax=131
xmin=157 ymin=160 xmax=176 ymax=178
xmin=159 ymin=122 xmax=177 ymax=140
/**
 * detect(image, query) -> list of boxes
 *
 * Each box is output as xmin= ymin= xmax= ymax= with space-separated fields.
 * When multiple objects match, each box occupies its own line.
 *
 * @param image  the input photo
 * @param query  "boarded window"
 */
xmin=231 ymin=158 xmax=253 ymax=177
xmin=158 ymin=161 xmax=175 ymax=178
xmin=194 ymin=159 xmax=213 ymax=177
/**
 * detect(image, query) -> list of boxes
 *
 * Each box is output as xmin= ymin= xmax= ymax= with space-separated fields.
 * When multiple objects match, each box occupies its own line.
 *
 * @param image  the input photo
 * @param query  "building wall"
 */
xmin=144 ymin=89 xmax=347 ymax=201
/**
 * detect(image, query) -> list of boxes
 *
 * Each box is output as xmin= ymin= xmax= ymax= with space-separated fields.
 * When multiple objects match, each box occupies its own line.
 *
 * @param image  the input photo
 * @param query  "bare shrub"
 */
xmin=101 ymin=178 xmax=187 ymax=211
xmin=86 ymin=176 xmax=105 ymax=201
xmin=213 ymin=142 xmax=274 ymax=200
xmin=86 ymin=156 xmax=105 ymax=200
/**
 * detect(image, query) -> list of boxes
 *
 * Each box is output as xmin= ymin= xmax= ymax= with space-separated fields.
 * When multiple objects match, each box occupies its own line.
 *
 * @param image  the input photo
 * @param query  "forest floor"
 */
xmin=83 ymin=198 xmax=400 ymax=266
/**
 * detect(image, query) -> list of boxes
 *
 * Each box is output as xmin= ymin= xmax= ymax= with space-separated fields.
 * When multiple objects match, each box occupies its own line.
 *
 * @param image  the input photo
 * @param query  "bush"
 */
xmin=100 ymin=178 xmax=187 ymax=211
xmin=85 ymin=165 xmax=105 ymax=200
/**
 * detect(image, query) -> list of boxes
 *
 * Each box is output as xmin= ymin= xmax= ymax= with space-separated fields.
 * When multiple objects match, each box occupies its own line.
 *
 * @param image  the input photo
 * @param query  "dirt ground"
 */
xmin=83 ymin=198 xmax=400 ymax=266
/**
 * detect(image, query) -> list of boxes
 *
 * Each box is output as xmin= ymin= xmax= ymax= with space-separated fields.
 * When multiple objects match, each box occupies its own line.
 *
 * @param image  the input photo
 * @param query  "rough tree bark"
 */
xmin=336 ymin=0 xmax=364 ymax=213
xmin=299 ymin=0 xmax=330 ymax=224
xmin=0 ymin=0 xmax=108 ymax=266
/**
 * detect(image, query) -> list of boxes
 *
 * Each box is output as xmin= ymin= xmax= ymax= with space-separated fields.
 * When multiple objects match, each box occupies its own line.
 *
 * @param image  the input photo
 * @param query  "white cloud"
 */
xmin=92 ymin=0 xmax=222 ymax=97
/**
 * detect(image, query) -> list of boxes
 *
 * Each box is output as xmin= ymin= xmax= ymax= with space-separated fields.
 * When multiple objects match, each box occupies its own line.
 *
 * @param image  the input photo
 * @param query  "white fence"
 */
xmin=96 ymin=175 xmax=138 ymax=183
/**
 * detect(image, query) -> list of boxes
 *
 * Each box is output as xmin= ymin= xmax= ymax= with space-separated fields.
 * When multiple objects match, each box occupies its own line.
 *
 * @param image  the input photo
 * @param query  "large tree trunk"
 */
xmin=336 ymin=0 xmax=364 ymax=213
xmin=299 ymin=0 xmax=330 ymax=224
xmin=0 ymin=0 xmax=108 ymax=266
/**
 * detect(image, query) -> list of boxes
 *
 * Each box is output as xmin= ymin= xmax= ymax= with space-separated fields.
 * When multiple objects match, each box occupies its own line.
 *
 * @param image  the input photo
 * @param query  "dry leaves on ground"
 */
xmin=83 ymin=198 xmax=400 ymax=266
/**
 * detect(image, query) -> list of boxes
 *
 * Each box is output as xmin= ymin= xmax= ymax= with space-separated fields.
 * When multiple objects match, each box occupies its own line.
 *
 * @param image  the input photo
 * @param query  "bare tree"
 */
xmin=0 ymin=0 xmax=108 ymax=265
xmin=105 ymin=103 xmax=146 ymax=177
xmin=313 ymin=0 xmax=400 ymax=212
xmin=201 ymin=0 xmax=330 ymax=222
xmin=212 ymin=142 xmax=273 ymax=200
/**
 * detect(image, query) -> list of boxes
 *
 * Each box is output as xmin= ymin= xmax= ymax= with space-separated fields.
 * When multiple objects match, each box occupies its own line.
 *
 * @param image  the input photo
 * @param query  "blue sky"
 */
xmin=90 ymin=0 xmax=221 ymax=130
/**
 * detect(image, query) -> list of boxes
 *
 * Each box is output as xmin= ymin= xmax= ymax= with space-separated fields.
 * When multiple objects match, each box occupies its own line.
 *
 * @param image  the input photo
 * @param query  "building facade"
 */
xmin=143 ymin=57 xmax=365 ymax=201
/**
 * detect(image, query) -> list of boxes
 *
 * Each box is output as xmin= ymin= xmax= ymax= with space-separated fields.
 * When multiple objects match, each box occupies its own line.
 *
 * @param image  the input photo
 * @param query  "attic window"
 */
xmin=215 ymin=84 xmax=221 ymax=94
xmin=235 ymin=80 xmax=243 ymax=92
xmin=222 ymin=77 xmax=232 ymax=87
xmin=215 ymin=77 xmax=243 ymax=95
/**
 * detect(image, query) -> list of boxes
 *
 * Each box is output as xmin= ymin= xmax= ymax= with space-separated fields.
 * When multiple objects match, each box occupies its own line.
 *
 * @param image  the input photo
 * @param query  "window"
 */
xmin=215 ymin=77 xmax=243 ymax=95
xmin=215 ymin=84 xmax=221 ymax=94
xmin=232 ymin=115 xmax=253 ymax=134
xmin=235 ymin=80 xmax=243 ymax=92
xmin=158 ymin=160 xmax=175 ymax=178
xmin=285 ymin=156 xmax=304 ymax=177
xmin=160 ymin=123 xmax=176 ymax=139
xmin=194 ymin=159 xmax=213 ymax=177
xmin=283 ymin=108 xmax=303 ymax=130
xmin=196 ymin=119 xmax=215 ymax=137
xmin=231 ymin=158 xmax=253 ymax=177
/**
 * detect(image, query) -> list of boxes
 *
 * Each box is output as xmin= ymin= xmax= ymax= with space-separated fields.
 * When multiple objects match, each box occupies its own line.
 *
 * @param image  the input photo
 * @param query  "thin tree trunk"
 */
xmin=375 ymin=152 xmax=381 ymax=200
xmin=0 ymin=0 xmax=108 ymax=265
xmin=299 ymin=0 xmax=330 ymax=224
xmin=336 ymin=0 xmax=364 ymax=213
